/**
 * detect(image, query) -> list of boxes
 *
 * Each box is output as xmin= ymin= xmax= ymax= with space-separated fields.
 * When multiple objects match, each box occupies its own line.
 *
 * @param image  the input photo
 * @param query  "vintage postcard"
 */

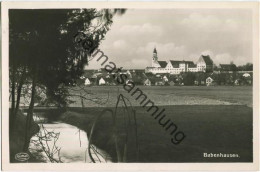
xmin=1 ymin=1 xmax=259 ymax=171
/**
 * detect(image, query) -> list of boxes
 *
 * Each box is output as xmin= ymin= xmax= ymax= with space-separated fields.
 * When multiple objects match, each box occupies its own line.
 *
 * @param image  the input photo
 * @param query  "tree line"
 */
xmin=9 ymin=9 xmax=126 ymax=152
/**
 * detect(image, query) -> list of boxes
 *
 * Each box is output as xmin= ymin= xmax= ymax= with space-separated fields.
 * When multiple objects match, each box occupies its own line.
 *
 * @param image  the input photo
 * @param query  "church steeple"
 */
xmin=153 ymin=47 xmax=157 ymax=54
xmin=153 ymin=47 xmax=158 ymax=61
xmin=152 ymin=47 xmax=158 ymax=67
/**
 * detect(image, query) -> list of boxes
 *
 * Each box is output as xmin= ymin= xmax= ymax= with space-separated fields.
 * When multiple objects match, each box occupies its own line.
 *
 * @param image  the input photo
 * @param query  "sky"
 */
xmin=86 ymin=9 xmax=252 ymax=69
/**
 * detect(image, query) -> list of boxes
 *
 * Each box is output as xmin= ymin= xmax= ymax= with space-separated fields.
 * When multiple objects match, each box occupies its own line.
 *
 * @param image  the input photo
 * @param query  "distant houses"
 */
xmin=98 ymin=77 xmax=106 ymax=85
xmin=77 ymin=48 xmax=252 ymax=87
xmin=234 ymin=79 xmax=240 ymax=86
xmin=169 ymin=81 xmax=175 ymax=86
xmin=78 ymin=58 xmax=252 ymax=87
xmin=77 ymin=68 xmax=253 ymax=87
xmin=84 ymin=78 xmax=91 ymax=86
xmin=154 ymin=79 xmax=165 ymax=86
xmin=206 ymin=77 xmax=214 ymax=86
xmin=243 ymin=73 xmax=251 ymax=77
xmin=162 ymin=75 xmax=168 ymax=82
xmin=143 ymin=78 xmax=151 ymax=86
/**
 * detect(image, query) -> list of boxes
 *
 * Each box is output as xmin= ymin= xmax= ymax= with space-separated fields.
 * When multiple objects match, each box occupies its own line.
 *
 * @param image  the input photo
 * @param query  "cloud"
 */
xmin=112 ymin=40 xmax=127 ymax=49
xmin=181 ymin=13 xmax=239 ymax=33
xmin=214 ymin=53 xmax=233 ymax=65
xmin=215 ymin=53 xmax=249 ymax=65
xmin=225 ymin=19 xmax=239 ymax=30
xmin=119 ymin=23 xmax=162 ymax=36
xmin=130 ymin=58 xmax=150 ymax=68
xmin=201 ymin=50 xmax=214 ymax=57
xmin=188 ymin=51 xmax=248 ymax=66
xmin=93 ymin=10 xmax=252 ymax=69
xmin=182 ymin=13 xmax=221 ymax=29
xmin=187 ymin=50 xmax=214 ymax=63
xmin=137 ymin=42 xmax=187 ymax=61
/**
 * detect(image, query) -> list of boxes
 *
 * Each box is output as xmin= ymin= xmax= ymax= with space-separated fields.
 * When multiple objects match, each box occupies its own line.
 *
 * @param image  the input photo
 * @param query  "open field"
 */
xmin=69 ymin=86 xmax=252 ymax=107
xmin=34 ymin=86 xmax=253 ymax=162
xmin=57 ymin=105 xmax=252 ymax=162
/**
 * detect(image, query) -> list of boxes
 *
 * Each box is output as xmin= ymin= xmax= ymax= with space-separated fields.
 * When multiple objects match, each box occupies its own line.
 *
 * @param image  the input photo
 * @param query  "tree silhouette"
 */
xmin=9 ymin=9 xmax=126 ymax=152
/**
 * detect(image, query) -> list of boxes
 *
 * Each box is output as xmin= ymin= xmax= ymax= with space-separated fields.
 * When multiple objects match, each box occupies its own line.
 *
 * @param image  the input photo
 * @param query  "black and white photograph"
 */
xmin=1 ymin=1 xmax=259 ymax=171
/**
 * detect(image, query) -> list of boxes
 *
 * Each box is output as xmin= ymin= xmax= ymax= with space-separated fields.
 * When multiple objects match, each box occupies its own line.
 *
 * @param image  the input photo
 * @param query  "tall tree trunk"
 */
xmin=10 ymin=67 xmax=26 ymax=133
xmin=10 ymin=68 xmax=16 ymax=129
xmin=23 ymin=74 xmax=36 ymax=152
xmin=15 ymin=67 xmax=26 ymax=115
xmin=11 ymin=70 xmax=16 ymax=114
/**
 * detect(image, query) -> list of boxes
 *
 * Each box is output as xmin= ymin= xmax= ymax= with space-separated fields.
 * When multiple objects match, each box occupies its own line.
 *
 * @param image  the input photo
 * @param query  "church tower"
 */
xmin=152 ymin=47 xmax=159 ymax=67
xmin=153 ymin=47 xmax=158 ymax=61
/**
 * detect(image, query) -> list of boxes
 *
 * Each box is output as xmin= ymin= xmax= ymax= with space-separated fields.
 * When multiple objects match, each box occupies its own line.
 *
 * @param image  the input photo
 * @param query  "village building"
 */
xmin=162 ymin=75 xmax=169 ymax=82
xmin=143 ymin=78 xmax=152 ymax=86
xmin=194 ymin=80 xmax=199 ymax=86
xmin=243 ymin=73 xmax=251 ymax=77
xmin=82 ymin=48 xmax=252 ymax=87
xmin=125 ymin=79 xmax=132 ymax=86
xmin=84 ymin=78 xmax=91 ymax=86
xmin=80 ymin=75 xmax=85 ymax=79
xmin=145 ymin=48 xmax=213 ymax=74
xmin=206 ymin=77 xmax=215 ymax=86
xmin=169 ymin=81 xmax=175 ymax=86
xmin=98 ymin=77 xmax=106 ymax=85
xmin=234 ymin=79 xmax=240 ymax=86
xmin=153 ymin=78 xmax=165 ymax=86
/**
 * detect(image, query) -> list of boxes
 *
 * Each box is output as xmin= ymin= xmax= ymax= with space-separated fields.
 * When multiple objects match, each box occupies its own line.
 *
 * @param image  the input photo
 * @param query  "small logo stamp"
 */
xmin=15 ymin=152 xmax=30 ymax=162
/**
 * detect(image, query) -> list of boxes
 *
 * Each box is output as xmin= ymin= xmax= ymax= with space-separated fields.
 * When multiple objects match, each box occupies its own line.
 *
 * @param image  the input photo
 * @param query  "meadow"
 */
xmin=69 ymin=85 xmax=252 ymax=107
xmin=36 ymin=86 xmax=253 ymax=162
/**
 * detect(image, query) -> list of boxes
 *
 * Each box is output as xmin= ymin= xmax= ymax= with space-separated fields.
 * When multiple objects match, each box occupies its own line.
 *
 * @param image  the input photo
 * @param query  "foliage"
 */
xmin=10 ymin=9 xmax=125 ymax=107
xmin=9 ymin=8 xmax=126 ymax=153
xmin=88 ymin=94 xmax=139 ymax=162
xmin=30 ymin=122 xmax=62 ymax=163
xmin=181 ymin=72 xmax=196 ymax=86
xmin=237 ymin=63 xmax=253 ymax=71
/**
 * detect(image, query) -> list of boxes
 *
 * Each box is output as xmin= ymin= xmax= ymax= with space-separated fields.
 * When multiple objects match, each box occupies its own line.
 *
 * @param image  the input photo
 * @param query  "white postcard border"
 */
xmin=1 ymin=1 xmax=259 ymax=171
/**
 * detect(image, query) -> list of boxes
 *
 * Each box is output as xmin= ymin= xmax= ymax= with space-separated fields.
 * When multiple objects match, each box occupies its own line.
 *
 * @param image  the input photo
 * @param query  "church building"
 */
xmin=145 ymin=48 xmax=213 ymax=74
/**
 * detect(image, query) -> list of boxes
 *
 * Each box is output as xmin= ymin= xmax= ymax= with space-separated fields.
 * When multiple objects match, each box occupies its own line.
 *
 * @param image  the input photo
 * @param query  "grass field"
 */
xmin=69 ymin=86 xmax=252 ymax=107
xmin=49 ymin=86 xmax=253 ymax=162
